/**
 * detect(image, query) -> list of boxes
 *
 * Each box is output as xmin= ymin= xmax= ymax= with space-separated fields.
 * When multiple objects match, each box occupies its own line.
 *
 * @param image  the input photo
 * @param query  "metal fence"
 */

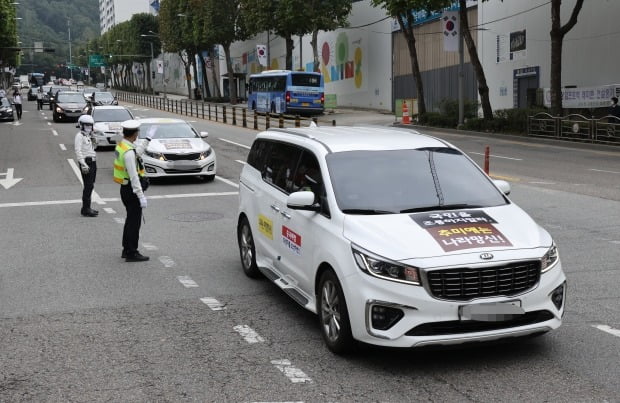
xmin=115 ymin=91 xmax=332 ymax=130
xmin=528 ymin=112 xmax=620 ymax=145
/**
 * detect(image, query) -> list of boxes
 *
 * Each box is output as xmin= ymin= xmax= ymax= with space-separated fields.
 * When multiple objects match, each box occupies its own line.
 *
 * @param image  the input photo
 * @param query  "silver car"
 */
xmin=137 ymin=118 xmax=216 ymax=182
xmin=89 ymin=106 xmax=135 ymax=148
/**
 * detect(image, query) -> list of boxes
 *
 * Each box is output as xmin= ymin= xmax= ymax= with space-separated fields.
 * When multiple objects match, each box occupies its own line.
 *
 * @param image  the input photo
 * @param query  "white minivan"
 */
xmin=237 ymin=126 xmax=566 ymax=353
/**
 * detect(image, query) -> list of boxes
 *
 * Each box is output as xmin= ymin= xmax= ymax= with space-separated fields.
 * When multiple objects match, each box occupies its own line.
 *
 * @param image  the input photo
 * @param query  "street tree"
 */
xmin=549 ymin=0 xmax=584 ymax=116
xmin=372 ymin=0 xmax=452 ymax=118
xmin=0 ymin=0 xmax=19 ymax=88
xmin=304 ymin=0 xmax=353 ymax=72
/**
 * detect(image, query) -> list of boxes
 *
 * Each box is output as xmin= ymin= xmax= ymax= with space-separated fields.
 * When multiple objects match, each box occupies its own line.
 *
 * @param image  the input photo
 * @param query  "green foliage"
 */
xmin=0 ymin=0 xmax=19 ymax=70
xmin=463 ymin=107 xmax=549 ymax=134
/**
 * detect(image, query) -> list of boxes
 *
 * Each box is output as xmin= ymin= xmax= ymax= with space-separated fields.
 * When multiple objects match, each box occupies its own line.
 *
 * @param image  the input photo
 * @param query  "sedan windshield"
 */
xmin=93 ymin=108 xmax=132 ymax=122
xmin=326 ymin=148 xmax=508 ymax=214
xmin=57 ymin=93 xmax=85 ymax=103
xmin=94 ymin=92 xmax=113 ymax=101
xmin=138 ymin=123 xmax=198 ymax=139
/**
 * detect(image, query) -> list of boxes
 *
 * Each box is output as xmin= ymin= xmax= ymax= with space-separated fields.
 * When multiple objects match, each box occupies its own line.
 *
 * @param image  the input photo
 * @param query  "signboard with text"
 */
xmin=89 ymin=54 xmax=105 ymax=67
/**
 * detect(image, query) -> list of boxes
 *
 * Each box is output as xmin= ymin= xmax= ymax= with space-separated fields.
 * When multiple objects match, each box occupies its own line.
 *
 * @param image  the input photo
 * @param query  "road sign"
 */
xmin=89 ymin=54 xmax=105 ymax=67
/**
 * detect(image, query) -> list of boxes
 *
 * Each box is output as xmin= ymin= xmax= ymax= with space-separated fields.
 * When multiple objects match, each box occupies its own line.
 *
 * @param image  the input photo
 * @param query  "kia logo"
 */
xmin=480 ymin=253 xmax=494 ymax=260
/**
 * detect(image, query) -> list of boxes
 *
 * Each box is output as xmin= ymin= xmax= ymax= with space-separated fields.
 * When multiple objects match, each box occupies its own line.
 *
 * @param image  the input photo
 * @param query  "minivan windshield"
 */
xmin=326 ymin=148 xmax=508 ymax=214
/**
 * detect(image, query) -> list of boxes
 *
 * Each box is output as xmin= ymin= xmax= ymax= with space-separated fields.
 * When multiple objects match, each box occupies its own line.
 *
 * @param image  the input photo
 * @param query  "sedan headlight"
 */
xmin=541 ymin=243 xmax=559 ymax=273
xmin=56 ymin=106 xmax=64 ymax=113
xmin=145 ymin=150 xmax=165 ymax=161
xmin=199 ymin=148 xmax=212 ymax=159
xmin=352 ymin=246 xmax=421 ymax=285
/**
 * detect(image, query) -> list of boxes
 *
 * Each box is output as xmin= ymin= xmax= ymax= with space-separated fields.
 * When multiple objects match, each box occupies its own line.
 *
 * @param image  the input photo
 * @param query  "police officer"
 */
xmin=75 ymin=114 xmax=98 ymax=217
xmin=113 ymin=120 xmax=153 ymax=262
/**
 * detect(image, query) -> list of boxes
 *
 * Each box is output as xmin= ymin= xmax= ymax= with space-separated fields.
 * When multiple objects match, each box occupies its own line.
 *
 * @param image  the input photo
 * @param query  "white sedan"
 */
xmin=89 ymin=105 xmax=135 ymax=148
xmin=137 ymin=118 xmax=216 ymax=181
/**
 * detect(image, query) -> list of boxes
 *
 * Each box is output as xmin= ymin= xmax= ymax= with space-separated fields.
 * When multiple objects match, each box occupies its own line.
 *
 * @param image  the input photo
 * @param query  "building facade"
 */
xmin=99 ymin=0 xmax=157 ymax=34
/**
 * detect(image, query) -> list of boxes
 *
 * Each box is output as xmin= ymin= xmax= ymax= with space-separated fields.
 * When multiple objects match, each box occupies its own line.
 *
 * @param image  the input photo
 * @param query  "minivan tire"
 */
xmin=238 ymin=216 xmax=261 ymax=278
xmin=318 ymin=269 xmax=354 ymax=354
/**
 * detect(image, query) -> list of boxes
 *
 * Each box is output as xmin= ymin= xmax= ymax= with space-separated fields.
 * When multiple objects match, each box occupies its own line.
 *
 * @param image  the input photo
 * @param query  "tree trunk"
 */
xmin=200 ymin=52 xmax=211 ymax=99
xmin=211 ymin=46 xmax=221 ymax=98
xmin=180 ymin=52 xmax=192 ymax=99
xmin=399 ymin=13 xmax=426 ymax=117
xmin=459 ymin=0 xmax=493 ymax=120
xmin=146 ymin=60 xmax=152 ymax=94
xmin=285 ymin=35 xmax=294 ymax=71
xmin=192 ymin=54 xmax=200 ymax=99
xmin=224 ymin=45 xmax=237 ymax=105
xmin=311 ymin=29 xmax=320 ymax=72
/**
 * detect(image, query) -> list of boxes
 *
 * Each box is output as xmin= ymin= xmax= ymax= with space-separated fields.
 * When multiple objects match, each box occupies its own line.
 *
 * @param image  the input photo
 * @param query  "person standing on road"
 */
xmin=12 ymin=89 xmax=22 ymax=120
xmin=113 ymin=120 xmax=153 ymax=262
xmin=75 ymin=114 xmax=99 ymax=217
xmin=36 ymin=86 xmax=43 ymax=110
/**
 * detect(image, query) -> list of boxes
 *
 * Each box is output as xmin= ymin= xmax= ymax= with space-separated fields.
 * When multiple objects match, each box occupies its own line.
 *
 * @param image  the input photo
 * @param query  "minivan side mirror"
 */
xmin=287 ymin=191 xmax=319 ymax=211
xmin=493 ymin=179 xmax=511 ymax=195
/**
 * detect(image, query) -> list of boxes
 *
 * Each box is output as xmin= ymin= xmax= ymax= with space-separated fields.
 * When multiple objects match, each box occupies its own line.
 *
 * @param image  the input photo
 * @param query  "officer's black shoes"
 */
xmin=121 ymin=250 xmax=128 ymax=259
xmin=125 ymin=252 xmax=149 ymax=262
xmin=81 ymin=208 xmax=99 ymax=217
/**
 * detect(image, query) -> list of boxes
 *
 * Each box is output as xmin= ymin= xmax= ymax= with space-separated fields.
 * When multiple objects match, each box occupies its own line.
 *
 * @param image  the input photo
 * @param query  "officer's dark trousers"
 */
xmin=81 ymin=157 xmax=97 ymax=212
xmin=120 ymin=184 xmax=142 ymax=255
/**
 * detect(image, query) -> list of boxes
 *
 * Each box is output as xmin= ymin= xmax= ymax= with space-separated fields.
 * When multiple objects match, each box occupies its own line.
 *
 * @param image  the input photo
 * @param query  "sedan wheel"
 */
xmin=318 ymin=270 xmax=354 ymax=354
xmin=237 ymin=217 xmax=260 ymax=278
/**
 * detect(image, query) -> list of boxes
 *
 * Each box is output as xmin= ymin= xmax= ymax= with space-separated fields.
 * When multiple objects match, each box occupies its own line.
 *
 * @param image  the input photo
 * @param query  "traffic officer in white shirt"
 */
xmin=74 ymin=114 xmax=98 ymax=217
xmin=113 ymin=119 xmax=154 ymax=262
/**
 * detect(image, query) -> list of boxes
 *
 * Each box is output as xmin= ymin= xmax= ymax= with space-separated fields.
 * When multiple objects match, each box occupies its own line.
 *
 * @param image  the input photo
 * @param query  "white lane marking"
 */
xmin=145 ymin=191 xmax=238 ymax=199
xmin=44 ymin=116 xmax=48 ymax=120
xmin=178 ymin=276 xmax=199 ymax=288
xmin=610 ymin=240 xmax=620 ymax=245
xmin=234 ymin=325 xmax=265 ymax=344
xmin=529 ymin=181 xmax=556 ymax=185
xmin=593 ymin=324 xmax=620 ymax=338
xmin=158 ymin=256 xmax=176 ymax=268
xmin=468 ymin=151 xmax=523 ymax=161
xmin=0 ymin=191 xmax=238 ymax=208
xmin=103 ymin=207 xmax=116 ymax=214
xmin=589 ymin=168 xmax=620 ymax=175
xmin=200 ymin=297 xmax=226 ymax=311
xmin=47 ymin=122 xmax=51 ymax=125
xmin=142 ymin=242 xmax=158 ymax=251
xmin=114 ymin=217 xmax=125 ymax=224
xmin=52 ymin=130 xmax=58 ymax=136
xmin=271 ymin=360 xmax=312 ymax=384
xmin=67 ymin=159 xmax=105 ymax=205
xmin=236 ymin=160 xmax=247 ymax=165
xmin=215 ymin=176 xmax=239 ymax=189
xmin=59 ymin=144 xmax=67 ymax=151
xmin=218 ymin=138 xmax=251 ymax=149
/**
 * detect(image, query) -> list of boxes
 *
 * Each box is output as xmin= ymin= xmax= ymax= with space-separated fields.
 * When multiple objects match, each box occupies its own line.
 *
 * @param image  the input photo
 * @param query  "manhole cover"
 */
xmin=167 ymin=212 xmax=224 ymax=222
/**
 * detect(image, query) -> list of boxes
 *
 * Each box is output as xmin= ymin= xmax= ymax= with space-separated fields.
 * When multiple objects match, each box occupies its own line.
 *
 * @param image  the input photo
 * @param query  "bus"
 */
xmin=248 ymin=70 xmax=324 ymax=116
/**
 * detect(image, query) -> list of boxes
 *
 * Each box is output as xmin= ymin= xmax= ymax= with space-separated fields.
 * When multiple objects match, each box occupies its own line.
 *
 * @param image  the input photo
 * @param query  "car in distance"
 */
xmin=52 ymin=91 xmax=87 ymax=122
xmin=0 ymin=97 xmax=14 ymax=121
xmin=88 ymin=105 xmax=134 ymax=148
xmin=90 ymin=91 xmax=118 ymax=106
xmin=47 ymin=85 xmax=68 ymax=109
xmin=136 ymin=118 xmax=216 ymax=181
xmin=237 ymin=126 xmax=566 ymax=353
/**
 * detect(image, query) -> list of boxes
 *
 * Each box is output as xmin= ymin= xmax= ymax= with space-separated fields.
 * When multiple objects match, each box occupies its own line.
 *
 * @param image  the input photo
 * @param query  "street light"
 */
xmin=140 ymin=34 xmax=155 ymax=95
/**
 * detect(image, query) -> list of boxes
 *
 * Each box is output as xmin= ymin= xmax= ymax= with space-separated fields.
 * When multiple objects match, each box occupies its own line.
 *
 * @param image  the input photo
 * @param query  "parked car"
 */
xmin=136 ymin=118 xmax=216 ymax=181
xmin=52 ymin=91 xmax=87 ymax=122
xmin=87 ymin=105 xmax=134 ymax=148
xmin=0 ymin=97 xmax=14 ymax=121
xmin=236 ymin=126 xmax=566 ymax=353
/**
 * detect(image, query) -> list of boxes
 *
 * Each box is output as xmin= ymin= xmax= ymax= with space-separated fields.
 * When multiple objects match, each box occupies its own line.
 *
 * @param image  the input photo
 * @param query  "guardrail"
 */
xmin=528 ymin=112 xmax=620 ymax=145
xmin=115 ymin=91 xmax=334 ymax=130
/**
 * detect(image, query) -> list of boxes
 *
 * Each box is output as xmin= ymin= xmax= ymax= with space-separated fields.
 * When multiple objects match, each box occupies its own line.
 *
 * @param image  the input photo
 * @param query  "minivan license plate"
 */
xmin=459 ymin=301 xmax=524 ymax=322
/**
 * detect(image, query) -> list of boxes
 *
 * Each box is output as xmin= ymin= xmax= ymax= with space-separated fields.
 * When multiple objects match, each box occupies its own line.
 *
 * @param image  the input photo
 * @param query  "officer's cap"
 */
xmin=121 ymin=119 xmax=141 ymax=136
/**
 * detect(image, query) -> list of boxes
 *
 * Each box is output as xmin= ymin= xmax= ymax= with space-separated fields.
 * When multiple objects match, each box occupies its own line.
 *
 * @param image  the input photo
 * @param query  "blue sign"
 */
xmin=391 ymin=0 xmax=477 ymax=31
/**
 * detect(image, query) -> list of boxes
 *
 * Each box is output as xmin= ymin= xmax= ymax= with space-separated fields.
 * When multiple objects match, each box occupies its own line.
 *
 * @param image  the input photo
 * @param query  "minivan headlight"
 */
xmin=541 ymin=243 xmax=559 ymax=273
xmin=352 ymin=246 xmax=421 ymax=285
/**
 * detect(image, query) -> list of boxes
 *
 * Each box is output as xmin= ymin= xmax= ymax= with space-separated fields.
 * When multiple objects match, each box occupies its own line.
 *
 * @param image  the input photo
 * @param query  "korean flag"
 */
xmin=442 ymin=11 xmax=459 ymax=52
xmin=256 ymin=44 xmax=267 ymax=67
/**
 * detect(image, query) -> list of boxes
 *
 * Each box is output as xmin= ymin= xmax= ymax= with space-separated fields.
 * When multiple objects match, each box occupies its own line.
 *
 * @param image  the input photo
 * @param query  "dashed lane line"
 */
xmin=158 ymin=256 xmax=176 ymax=268
xmin=103 ymin=207 xmax=116 ymax=214
xmin=52 ymin=129 xmax=58 ymax=136
xmin=589 ymin=168 xmax=620 ymax=175
xmin=270 ymin=360 xmax=312 ymax=384
xmin=142 ymin=242 xmax=158 ymax=251
xmin=215 ymin=176 xmax=239 ymax=189
xmin=217 ymin=138 xmax=251 ymax=149
xmin=236 ymin=160 xmax=247 ymax=165
xmin=234 ymin=325 xmax=265 ymax=344
xmin=113 ymin=217 xmax=125 ymax=224
xmin=59 ymin=144 xmax=67 ymax=151
xmin=593 ymin=324 xmax=620 ymax=338
xmin=200 ymin=297 xmax=226 ymax=311
xmin=178 ymin=276 xmax=199 ymax=288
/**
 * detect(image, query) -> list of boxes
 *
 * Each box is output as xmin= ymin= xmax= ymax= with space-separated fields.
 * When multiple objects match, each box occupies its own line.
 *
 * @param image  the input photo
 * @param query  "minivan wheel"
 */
xmin=318 ymin=270 xmax=354 ymax=354
xmin=238 ymin=217 xmax=260 ymax=278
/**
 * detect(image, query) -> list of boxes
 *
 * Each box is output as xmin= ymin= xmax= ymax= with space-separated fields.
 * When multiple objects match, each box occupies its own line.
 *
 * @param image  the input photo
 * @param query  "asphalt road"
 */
xmin=1 ymin=98 xmax=619 ymax=402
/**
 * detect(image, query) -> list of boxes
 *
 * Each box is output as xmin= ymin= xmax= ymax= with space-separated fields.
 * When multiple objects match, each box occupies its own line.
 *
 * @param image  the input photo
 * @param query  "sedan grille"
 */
xmin=427 ymin=261 xmax=541 ymax=301
xmin=164 ymin=153 xmax=201 ymax=161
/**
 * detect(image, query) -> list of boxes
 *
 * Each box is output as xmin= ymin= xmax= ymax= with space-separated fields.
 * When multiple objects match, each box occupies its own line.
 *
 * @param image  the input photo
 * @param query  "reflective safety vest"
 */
xmin=113 ymin=141 xmax=145 ymax=185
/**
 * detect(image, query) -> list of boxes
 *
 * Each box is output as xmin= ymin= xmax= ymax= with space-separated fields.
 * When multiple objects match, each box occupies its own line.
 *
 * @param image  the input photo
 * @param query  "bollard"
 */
xmin=253 ymin=111 xmax=258 ymax=130
xmin=223 ymin=106 xmax=227 ymax=124
xmin=208 ymin=104 xmax=211 ymax=120
xmin=332 ymin=119 xmax=336 ymax=126
xmin=242 ymin=108 xmax=247 ymax=128
xmin=295 ymin=115 xmax=300 ymax=127
xmin=266 ymin=114 xmax=270 ymax=129
xmin=215 ymin=105 xmax=218 ymax=122
xmin=484 ymin=146 xmax=490 ymax=175
xmin=279 ymin=114 xmax=284 ymax=128
xmin=175 ymin=100 xmax=178 ymax=114
xmin=232 ymin=107 xmax=237 ymax=126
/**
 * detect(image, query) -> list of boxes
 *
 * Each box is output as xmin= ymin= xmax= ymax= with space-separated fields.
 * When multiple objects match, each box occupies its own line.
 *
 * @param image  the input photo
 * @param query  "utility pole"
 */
xmin=458 ymin=16 xmax=464 ymax=128
xmin=67 ymin=18 xmax=73 ymax=80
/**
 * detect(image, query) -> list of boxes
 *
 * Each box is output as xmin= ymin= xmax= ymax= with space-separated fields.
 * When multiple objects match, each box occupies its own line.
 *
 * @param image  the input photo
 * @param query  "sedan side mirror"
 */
xmin=493 ymin=179 xmax=511 ymax=196
xmin=200 ymin=131 xmax=209 ymax=138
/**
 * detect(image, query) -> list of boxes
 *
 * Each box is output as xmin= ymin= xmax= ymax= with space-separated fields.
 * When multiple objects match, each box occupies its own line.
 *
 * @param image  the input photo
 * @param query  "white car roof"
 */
xmin=259 ymin=126 xmax=449 ymax=153
xmin=91 ymin=105 xmax=127 ymax=110
xmin=136 ymin=118 xmax=186 ymax=125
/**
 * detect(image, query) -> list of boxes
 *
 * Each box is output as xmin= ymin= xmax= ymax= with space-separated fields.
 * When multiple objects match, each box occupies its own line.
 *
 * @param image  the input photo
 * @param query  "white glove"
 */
xmin=80 ymin=163 xmax=90 ymax=174
xmin=145 ymin=125 xmax=157 ymax=141
xmin=139 ymin=195 xmax=147 ymax=209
